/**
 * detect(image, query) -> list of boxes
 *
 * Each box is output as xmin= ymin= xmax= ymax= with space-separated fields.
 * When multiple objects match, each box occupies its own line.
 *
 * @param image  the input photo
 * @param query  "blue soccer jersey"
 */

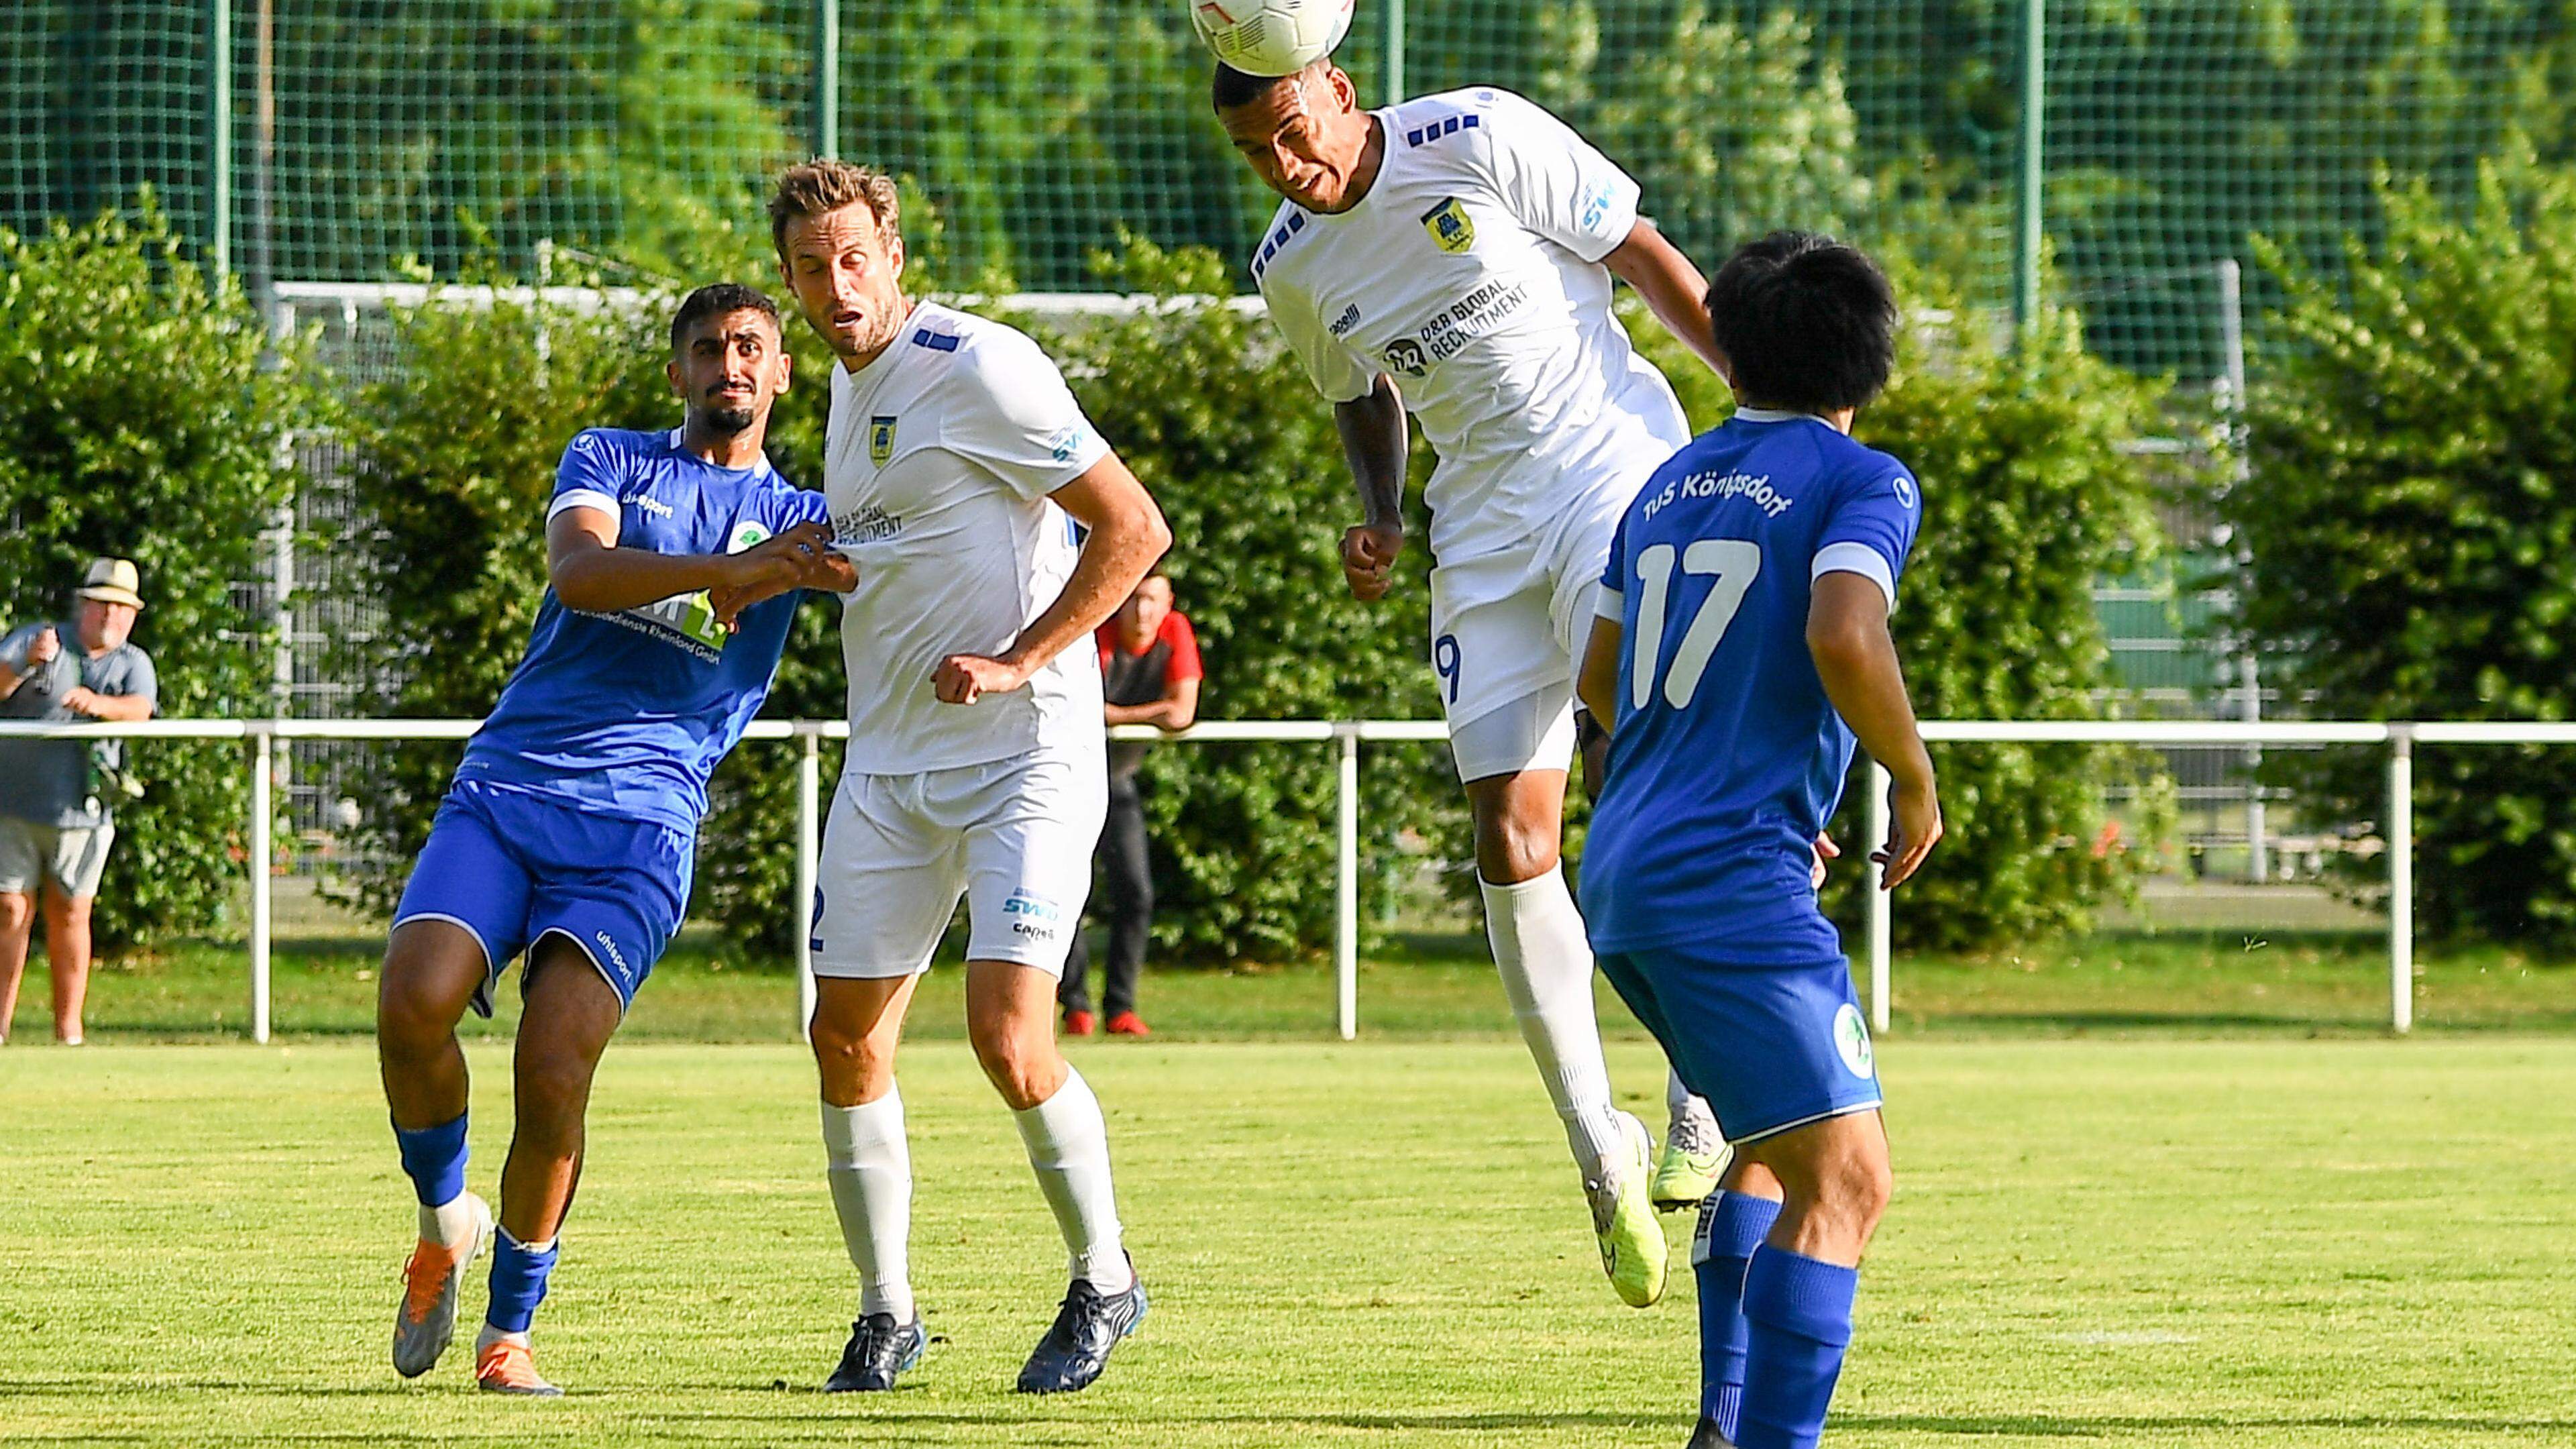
xmin=1582 ymin=408 xmax=1923 ymax=962
xmin=455 ymin=427 xmax=830 ymax=833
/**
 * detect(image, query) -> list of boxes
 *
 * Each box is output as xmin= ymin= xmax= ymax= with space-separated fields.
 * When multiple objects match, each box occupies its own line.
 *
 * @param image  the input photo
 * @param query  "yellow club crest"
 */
xmin=1421 ymin=197 xmax=1474 ymax=255
xmin=868 ymin=415 xmax=897 ymax=467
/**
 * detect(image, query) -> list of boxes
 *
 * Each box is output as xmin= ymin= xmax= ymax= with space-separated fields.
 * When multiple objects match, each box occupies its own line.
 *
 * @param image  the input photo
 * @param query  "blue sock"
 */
xmin=486 ymin=1229 xmax=559 ymax=1335
xmin=1697 ymin=1191 xmax=1781 ymax=1438
xmin=1735 ymin=1244 xmax=1860 ymax=1449
xmin=392 ymin=1113 xmax=468 ymax=1208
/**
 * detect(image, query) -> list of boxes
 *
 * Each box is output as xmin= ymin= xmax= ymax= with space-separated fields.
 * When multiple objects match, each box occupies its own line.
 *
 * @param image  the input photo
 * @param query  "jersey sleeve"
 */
xmin=1595 ymin=512 xmax=1633 ymax=620
xmin=1162 ymin=612 xmax=1203 ymax=682
xmin=548 ymin=429 xmax=629 ymax=523
xmin=114 ymin=651 xmax=159 ymax=714
xmin=763 ymin=480 xmax=832 ymax=532
xmin=1812 ymin=462 xmax=1924 ymax=614
xmin=944 ymin=329 xmax=1114 ymax=500
xmin=1479 ymin=91 xmax=1642 ymax=264
xmin=1257 ymin=268 xmax=1377 ymax=404
xmin=0 ymin=623 xmax=35 ymax=670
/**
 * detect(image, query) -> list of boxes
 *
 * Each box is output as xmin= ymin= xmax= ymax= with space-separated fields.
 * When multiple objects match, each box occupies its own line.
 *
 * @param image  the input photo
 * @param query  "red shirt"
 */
xmin=1096 ymin=610 xmax=1201 ymax=706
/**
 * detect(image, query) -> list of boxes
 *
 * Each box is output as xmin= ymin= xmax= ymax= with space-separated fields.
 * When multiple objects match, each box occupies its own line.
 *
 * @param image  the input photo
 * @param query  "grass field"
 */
xmin=16 ymin=922 xmax=2576 ymax=1043
xmin=6 ymin=1036 xmax=2576 ymax=1448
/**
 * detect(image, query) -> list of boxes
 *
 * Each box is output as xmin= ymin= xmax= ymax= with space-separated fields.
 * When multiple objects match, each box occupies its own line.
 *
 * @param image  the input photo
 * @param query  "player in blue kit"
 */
xmin=1574 ymin=233 xmax=1942 ymax=1449
xmin=374 ymin=283 xmax=851 ymax=1396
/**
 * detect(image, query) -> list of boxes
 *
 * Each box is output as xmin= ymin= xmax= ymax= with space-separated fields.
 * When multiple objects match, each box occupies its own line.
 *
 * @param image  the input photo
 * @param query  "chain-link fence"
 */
xmin=10 ymin=3 xmax=2569 ymax=376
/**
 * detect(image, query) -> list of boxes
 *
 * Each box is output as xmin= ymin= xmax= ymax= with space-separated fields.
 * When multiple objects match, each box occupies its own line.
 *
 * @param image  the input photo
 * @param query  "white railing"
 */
xmin=9 ymin=716 xmax=2571 ymax=1042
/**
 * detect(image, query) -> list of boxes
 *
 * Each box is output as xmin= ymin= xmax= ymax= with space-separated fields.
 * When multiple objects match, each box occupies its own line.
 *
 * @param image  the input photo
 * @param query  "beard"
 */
xmin=702 ymin=404 xmax=757 ymax=435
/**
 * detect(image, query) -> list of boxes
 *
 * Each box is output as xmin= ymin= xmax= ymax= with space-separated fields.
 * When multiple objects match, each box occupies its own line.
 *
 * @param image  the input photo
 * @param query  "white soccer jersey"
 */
xmin=1254 ymin=86 xmax=1690 ymax=566
xmin=823 ymin=301 xmax=1112 ymax=775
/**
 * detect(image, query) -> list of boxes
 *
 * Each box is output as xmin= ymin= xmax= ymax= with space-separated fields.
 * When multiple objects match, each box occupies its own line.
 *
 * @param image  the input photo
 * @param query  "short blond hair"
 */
xmin=767 ymin=160 xmax=901 ymax=256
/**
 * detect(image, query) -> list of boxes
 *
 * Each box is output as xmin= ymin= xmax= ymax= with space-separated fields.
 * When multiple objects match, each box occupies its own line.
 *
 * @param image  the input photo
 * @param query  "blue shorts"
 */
xmin=1597 ymin=943 xmax=1882 ymax=1144
xmin=392 ymin=778 xmax=692 ymax=1016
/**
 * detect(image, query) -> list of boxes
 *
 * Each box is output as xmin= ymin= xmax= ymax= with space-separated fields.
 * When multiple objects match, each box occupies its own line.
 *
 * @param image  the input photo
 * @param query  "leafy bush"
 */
xmin=0 ymin=204 xmax=314 ymax=950
xmin=1630 ymin=270 xmax=2172 ymax=951
xmin=2236 ymin=154 xmax=2576 ymax=945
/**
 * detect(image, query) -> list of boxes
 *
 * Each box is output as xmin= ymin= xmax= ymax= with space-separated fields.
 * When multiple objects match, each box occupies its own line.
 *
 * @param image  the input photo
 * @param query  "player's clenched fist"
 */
xmin=934 ymin=653 xmax=1030 ymax=705
xmin=1340 ymin=521 xmax=1404 ymax=602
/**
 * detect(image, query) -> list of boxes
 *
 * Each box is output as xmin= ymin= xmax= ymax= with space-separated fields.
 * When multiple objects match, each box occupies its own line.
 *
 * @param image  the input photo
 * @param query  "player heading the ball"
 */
xmin=768 ymin=159 xmax=1171 ymax=1397
xmin=376 ymin=284 xmax=851 ymax=1397
xmin=1576 ymin=233 xmax=1939 ymax=1449
xmin=1214 ymin=58 xmax=1739 ymax=1307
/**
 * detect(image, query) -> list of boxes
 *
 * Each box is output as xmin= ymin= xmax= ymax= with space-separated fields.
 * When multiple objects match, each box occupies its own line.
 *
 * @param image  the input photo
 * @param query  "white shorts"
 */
xmin=810 ymin=748 xmax=1107 ymax=979
xmin=1428 ymin=500 xmax=1620 ymax=783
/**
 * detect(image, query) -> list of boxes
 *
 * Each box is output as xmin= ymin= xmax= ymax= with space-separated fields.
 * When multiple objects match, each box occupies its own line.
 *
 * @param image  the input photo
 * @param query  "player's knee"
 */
xmin=969 ymin=1024 xmax=1056 ymax=1110
xmin=376 ymin=970 xmax=460 ymax=1052
xmin=809 ymin=1010 xmax=896 ymax=1095
xmin=0 ymin=893 xmax=32 ymax=932
xmin=1818 ymin=1144 xmax=1892 ymax=1232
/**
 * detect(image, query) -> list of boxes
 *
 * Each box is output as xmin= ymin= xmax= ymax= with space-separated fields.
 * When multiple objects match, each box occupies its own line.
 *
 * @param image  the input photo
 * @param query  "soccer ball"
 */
xmin=1191 ymin=0 xmax=1356 ymax=78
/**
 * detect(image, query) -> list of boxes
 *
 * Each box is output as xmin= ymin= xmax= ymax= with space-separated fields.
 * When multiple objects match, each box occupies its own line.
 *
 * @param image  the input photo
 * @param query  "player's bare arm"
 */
xmin=546 ymin=508 xmax=839 ymax=616
xmin=1332 ymin=374 xmax=1408 ymax=601
xmin=934 ymin=453 xmax=1171 ymax=705
xmin=1603 ymin=220 xmax=1724 ymax=378
xmin=1808 ymin=570 xmax=1941 ymax=888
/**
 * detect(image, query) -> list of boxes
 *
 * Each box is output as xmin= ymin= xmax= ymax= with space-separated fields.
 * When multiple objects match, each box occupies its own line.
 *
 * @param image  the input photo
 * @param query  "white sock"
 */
xmin=475 ymin=1323 xmax=530 ymax=1353
xmin=1667 ymin=1067 xmax=1718 ymax=1136
xmin=1012 ymin=1067 xmax=1133 ymax=1295
xmin=419 ymin=1193 xmax=482 ymax=1250
xmin=822 ymin=1090 xmax=915 ymax=1322
xmin=1481 ymin=869 xmax=1627 ymax=1179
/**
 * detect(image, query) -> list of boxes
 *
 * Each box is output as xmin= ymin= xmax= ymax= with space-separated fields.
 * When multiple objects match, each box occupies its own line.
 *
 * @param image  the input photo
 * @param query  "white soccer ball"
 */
xmin=1191 ymin=0 xmax=1355 ymax=78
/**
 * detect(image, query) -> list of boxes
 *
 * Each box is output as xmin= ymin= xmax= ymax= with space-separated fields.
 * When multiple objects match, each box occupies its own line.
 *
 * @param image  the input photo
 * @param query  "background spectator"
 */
xmin=1062 ymin=570 xmax=1200 ymax=1037
xmin=0 ymin=558 xmax=158 ymax=1044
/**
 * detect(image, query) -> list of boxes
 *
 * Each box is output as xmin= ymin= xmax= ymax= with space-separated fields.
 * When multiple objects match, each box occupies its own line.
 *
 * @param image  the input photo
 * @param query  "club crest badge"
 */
xmin=868 ymin=415 xmax=898 ymax=467
xmin=1421 ymin=197 xmax=1475 ymax=255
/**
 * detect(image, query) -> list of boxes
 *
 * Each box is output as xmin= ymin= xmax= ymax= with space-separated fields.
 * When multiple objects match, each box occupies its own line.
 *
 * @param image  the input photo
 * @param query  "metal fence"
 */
xmin=10 ymin=715 xmax=2569 ymax=1045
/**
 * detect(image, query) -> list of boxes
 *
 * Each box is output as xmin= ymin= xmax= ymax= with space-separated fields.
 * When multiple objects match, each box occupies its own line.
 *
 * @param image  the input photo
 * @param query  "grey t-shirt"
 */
xmin=0 ymin=621 xmax=159 ymax=828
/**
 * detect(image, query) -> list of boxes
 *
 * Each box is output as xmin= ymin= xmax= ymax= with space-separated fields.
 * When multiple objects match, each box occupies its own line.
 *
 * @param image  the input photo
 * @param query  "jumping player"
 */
xmin=767 ymin=160 xmax=1171 ymax=1395
xmin=1214 ymin=59 xmax=1734 ymax=1305
xmin=1576 ymin=233 xmax=1939 ymax=1449
xmin=377 ymin=284 xmax=849 ymax=1395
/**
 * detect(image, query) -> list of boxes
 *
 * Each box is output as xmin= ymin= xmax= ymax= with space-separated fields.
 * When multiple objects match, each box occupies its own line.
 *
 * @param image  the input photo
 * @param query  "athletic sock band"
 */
xmin=485 ymin=1229 xmax=559 ymax=1336
xmin=1696 ymin=1191 xmax=1784 ymax=1437
xmin=392 ymin=1112 xmax=468 ymax=1210
xmin=1737 ymin=1245 xmax=1860 ymax=1449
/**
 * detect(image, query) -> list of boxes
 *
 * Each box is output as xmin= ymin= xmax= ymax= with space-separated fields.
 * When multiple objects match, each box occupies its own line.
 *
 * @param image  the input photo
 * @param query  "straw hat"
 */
xmin=76 ymin=557 xmax=145 ymax=610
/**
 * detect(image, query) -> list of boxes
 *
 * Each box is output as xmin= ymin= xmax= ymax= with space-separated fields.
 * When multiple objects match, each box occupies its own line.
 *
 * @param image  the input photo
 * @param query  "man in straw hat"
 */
xmin=0 ymin=557 xmax=158 ymax=1045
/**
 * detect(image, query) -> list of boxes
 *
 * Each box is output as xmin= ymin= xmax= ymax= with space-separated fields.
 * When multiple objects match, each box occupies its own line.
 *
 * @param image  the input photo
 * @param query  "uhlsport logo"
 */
xmin=592 ymin=930 xmax=629 ymax=973
xmin=869 ymin=415 xmax=898 ymax=467
xmin=1421 ymin=197 xmax=1475 ymax=254
xmin=1833 ymin=1002 xmax=1874 ymax=1079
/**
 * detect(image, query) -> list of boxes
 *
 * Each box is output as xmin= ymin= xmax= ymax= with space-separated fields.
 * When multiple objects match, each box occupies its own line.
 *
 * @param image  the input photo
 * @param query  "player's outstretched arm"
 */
xmin=1605 ymin=221 xmax=1725 ymax=379
xmin=1807 ymin=571 xmax=1941 ymax=888
xmin=933 ymin=453 xmax=1171 ymax=706
xmin=1332 ymin=374 xmax=1409 ymax=602
xmin=547 ymin=508 xmax=836 ymax=616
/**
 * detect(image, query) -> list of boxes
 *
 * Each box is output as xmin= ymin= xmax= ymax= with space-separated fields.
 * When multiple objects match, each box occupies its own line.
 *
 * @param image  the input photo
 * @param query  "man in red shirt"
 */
xmin=1062 ymin=570 xmax=1200 ymax=1036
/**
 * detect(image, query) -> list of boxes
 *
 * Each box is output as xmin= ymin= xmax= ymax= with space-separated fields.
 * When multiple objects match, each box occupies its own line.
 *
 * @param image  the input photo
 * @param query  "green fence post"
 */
xmin=812 ymin=0 xmax=839 ymax=159
xmin=1383 ymin=0 xmax=1406 ymax=106
xmin=2010 ymin=0 xmax=2043 ymax=337
xmin=209 ymin=0 xmax=233 ymax=276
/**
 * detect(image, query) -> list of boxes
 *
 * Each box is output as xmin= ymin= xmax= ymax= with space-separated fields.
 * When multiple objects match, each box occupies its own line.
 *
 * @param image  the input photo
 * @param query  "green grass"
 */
xmin=5 ymin=1038 xmax=2575 ymax=1446
xmin=17 ymin=924 xmax=2576 ymax=1044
